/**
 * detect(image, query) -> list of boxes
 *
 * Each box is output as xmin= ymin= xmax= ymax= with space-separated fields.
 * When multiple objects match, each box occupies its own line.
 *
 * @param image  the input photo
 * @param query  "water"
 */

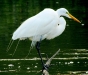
xmin=0 ymin=49 xmax=88 ymax=75
xmin=0 ymin=0 xmax=88 ymax=75
xmin=0 ymin=59 xmax=88 ymax=75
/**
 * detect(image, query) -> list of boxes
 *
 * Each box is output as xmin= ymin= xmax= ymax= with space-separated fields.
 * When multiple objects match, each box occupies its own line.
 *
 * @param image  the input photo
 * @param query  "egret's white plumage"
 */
xmin=12 ymin=8 xmax=59 ymax=41
xmin=44 ymin=17 xmax=66 ymax=40
xmin=29 ymin=17 xmax=66 ymax=48
xmin=12 ymin=8 xmax=81 ymax=47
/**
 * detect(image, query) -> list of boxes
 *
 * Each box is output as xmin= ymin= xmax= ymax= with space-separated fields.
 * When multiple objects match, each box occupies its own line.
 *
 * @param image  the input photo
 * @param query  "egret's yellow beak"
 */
xmin=67 ymin=12 xmax=81 ymax=23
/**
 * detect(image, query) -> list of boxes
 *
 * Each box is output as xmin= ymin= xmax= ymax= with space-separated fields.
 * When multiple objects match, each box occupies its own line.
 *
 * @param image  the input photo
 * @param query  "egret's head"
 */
xmin=57 ymin=8 xmax=81 ymax=23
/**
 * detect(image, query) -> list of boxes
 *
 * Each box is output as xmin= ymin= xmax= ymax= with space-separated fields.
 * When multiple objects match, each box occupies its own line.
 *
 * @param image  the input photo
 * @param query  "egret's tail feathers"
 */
xmin=6 ymin=39 xmax=14 ymax=52
xmin=12 ymin=40 xmax=20 ymax=57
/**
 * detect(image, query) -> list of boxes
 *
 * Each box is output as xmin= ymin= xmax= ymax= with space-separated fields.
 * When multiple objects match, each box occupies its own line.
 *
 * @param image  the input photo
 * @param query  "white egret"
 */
xmin=7 ymin=8 xmax=81 ymax=62
xmin=12 ymin=8 xmax=81 ymax=41
xmin=11 ymin=8 xmax=81 ymax=52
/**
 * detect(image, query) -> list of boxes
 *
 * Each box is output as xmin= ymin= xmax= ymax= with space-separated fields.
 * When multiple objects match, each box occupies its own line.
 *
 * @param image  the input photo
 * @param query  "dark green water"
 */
xmin=0 ymin=49 xmax=88 ymax=75
xmin=0 ymin=0 xmax=88 ymax=75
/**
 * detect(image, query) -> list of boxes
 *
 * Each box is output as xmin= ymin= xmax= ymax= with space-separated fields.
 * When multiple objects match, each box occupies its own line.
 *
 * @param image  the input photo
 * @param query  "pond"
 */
xmin=0 ymin=0 xmax=88 ymax=75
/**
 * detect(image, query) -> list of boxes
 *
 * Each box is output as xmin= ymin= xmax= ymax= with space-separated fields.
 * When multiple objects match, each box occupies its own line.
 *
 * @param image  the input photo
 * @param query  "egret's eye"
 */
xmin=58 ymin=24 xmax=59 ymax=25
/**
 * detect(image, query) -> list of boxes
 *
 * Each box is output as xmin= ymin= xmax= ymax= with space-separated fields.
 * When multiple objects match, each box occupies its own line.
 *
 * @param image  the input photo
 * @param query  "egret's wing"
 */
xmin=12 ymin=9 xmax=58 ymax=40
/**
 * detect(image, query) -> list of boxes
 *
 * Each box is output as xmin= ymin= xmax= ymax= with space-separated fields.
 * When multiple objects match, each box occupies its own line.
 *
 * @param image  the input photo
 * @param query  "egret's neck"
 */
xmin=57 ymin=22 xmax=66 ymax=36
xmin=56 ymin=9 xmax=62 ymax=17
xmin=57 ymin=17 xmax=66 ymax=35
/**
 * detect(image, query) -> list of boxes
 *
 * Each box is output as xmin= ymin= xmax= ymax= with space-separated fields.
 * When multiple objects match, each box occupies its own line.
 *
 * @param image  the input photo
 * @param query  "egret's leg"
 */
xmin=35 ymin=42 xmax=48 ymax=70
xmin=36 ymin=42 xmax=44 ymax=65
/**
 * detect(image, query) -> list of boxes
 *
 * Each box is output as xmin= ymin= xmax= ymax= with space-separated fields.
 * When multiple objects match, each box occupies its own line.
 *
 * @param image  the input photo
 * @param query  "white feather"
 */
xmin=12 ymin=8 xmax=80 ymax=48
xmin=45 ymin=17 xmax=66 ymax=40
xmin=12 ymin=8 xmax=59 ymax=41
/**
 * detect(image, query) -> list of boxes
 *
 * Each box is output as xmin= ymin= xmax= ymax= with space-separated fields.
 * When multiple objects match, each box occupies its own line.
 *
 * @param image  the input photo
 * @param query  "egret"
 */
xmin=7 ymin=8 xmax=81 ymax=69
xmin=12 ymin=8 xmax=81 ymax=41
